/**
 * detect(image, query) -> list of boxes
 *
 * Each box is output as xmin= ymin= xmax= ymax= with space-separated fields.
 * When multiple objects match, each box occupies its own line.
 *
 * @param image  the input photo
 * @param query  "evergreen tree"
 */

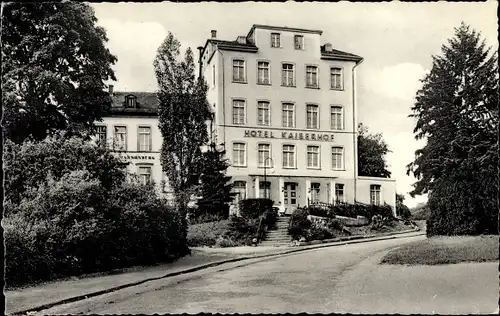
xmin=153 ymin=32 xmax=212 ymax=221
xmin=357 ymin=123 xmax=391 ymax=178
xmin=196 ymin=144 xmax=236 ymax=219
xmin=2 ymin=2 xmax=117 ymax=143
xmin=407 ymin=23 xmax=498 ymax=235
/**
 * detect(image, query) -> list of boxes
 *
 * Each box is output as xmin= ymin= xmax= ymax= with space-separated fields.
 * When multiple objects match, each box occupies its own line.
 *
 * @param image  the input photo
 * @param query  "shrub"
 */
xmin=331 ymin=203 xmax=359 ymax=218
xmin=5 ymin=172 xmax=188 ymax=287
xmin=397 ymin=204 xmax=412 ymax=220
xmin=187 ymin=220 xmax=230 ymax=247
xmin=188 ymin=212 xmax=226 ymax=225
xmin=4 ymin=134 xmax=126 ymax=208
xmin=215 ymin=236 xmax=238 ymax=248
xmin=288 ymin=207 xmax=311 ymax=240
xmin=223 ymin=216 xmax=259 ymax=246
xmin=238 ymin=198 xmax=273 ymax=219
xmin=307 ymin=226 xmax=334 ymax=241
xmin=327 ymin=218 xmax=344 ymax=231
xmin=307 ymin=206 xmax=332 ymax=218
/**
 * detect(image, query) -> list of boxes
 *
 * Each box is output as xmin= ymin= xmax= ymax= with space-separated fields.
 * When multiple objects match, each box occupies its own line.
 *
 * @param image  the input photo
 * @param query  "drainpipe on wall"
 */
xmin=217 ymin=48 xmax=226 ymax=149
xmin=352 ymin=58 xmax=364 ymax=204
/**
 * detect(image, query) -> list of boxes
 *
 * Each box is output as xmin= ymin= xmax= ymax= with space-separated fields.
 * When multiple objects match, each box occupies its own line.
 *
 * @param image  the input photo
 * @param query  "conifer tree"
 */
xmin=407 ymin=23 xmax=498 ymax=235
xmin=196 ymin=144 xmax=236 ymax=219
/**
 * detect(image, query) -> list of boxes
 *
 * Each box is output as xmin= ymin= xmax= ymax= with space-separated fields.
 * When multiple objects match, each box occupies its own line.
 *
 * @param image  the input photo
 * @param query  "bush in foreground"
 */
xmin=4 ymin=135 xmax=188 ymax=288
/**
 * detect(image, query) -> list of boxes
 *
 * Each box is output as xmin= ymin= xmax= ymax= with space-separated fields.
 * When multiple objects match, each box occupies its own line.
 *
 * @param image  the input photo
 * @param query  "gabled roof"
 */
xmin=108 ymin=92 xmax=159 ymax=116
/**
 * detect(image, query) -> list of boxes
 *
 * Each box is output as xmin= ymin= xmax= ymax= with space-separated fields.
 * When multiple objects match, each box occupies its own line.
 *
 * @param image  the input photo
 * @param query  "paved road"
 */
xmin=36 ymin=234 xmax=498 ymax=314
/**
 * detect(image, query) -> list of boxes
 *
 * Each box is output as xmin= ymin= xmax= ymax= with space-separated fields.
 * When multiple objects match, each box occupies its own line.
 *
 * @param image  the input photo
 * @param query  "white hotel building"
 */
xmin=96 ymin=24 xmax=396 ymax=215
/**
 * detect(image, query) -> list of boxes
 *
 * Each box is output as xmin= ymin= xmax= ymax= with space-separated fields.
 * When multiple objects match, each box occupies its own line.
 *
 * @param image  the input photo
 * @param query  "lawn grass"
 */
xmin=381 ymin=235 xmax=499 ymax=265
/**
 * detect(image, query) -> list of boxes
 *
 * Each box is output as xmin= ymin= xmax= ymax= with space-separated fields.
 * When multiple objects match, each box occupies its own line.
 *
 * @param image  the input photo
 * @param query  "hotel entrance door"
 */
xmin=284 ymin=182 xmax=298 ymax=209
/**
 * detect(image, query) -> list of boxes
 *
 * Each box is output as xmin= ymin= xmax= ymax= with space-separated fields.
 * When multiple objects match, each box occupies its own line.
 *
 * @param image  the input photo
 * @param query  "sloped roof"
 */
xmin=108 ymin=92 xmax=159 ymax=116
xmin=205 ymin=38 xmax=258 ymax=53
xmin=321 ymin=45 xmax=363 ymax=62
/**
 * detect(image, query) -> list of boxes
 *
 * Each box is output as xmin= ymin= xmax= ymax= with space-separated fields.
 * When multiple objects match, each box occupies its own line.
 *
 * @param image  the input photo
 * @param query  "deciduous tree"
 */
xmin=2 ymin=2 xmax=117 ymax=143
xmin=154 ymin=32 xmax=212 ymax=221
xmin=357 ymin=123 xmax=391 ymax=178
xmin=407 ymin=23 xmax=498 ymax=235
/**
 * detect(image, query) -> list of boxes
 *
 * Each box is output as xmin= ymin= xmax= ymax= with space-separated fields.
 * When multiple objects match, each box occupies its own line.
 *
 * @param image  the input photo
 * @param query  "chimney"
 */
xmin=324 ymin=43 xmax=333 ymax=52
xmin=197 ymin=46 xmax=204 ymax=79
xmin=236 ymin=36 xmax=246 ymax=44
xmin=211 ymin=30 xmax=217 ymax=39
xmin=108 ymin=84 xmax=114 ymax=95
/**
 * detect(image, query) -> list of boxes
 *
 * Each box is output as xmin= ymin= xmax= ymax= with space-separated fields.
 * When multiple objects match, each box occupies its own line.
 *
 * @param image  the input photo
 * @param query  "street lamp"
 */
xmin=263 ymin=157 xmax=273 ymax=199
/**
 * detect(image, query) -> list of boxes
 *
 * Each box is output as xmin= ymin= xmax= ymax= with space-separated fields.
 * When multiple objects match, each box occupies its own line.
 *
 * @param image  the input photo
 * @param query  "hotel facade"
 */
xmin=96 ymin=24 xmax=396 ymax=215
xmin=199 ymin=25 xmax=396 ymax=214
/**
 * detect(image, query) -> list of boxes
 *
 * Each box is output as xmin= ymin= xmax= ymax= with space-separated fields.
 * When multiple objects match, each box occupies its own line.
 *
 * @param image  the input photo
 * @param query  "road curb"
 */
xmin=10 ymin=229 xmax=424 ymax=315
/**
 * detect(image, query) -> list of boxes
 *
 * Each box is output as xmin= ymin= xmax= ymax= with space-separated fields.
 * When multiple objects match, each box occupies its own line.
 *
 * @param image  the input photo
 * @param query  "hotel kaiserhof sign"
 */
xmin=244 ymin=129 xmax=335 ymax=142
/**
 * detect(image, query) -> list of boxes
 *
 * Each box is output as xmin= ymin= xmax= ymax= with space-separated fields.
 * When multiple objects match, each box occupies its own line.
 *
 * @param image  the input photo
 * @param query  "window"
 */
xmin=307 ymin=145 xmax=320 ymax=168
xmin=306 ymin=104 xmax=319 ymax=129
xmin=137 ymin=126 xmax=152 ymax=152
xmin=332 ymin=147 xmax=344 ymax=170
xmin=331 ymin=67 xmax=343 ymax=90
xmin=138 ymin=166 xmax=152 ymax=185
xmin=232 ymin=59 xmax=245 ymax=82
xmin=283 ymin=145 xmax=296 ymax=168
xmin=335 ymin=183 xmax=345 ymax=203
xmin=258 ymin=144 xmax=271 ymax=167
xmin=331 ymin=106 xmax=343 ymax=130
xmin=306 ymin=66 xmax=318 ymax=88
xmin=281 ymin=63 xmax=295 ymax=87
xmin=233 ymin=181 xmax=247 ymax=203
xmin=233 ymin=143 xmax=246 ymax=166
xmin=232 ymin=100 xmax=245 ymax=124
xmin=271 ymin=33 xmax=281 ymax=48
xmin=370 ymin=185 xmax=381 ymax=206
xmin=257 ymin=101 xmax=270 ymax=126
xmin=96 ymin=126 xmax=107 ymax=144
xmin=282 ymin=103 xmax=295 ymax=128
xmin=311 ymin=183 xmax=320 ymax=203
xmin=113 ymin=126 xmax=127 ymax=151
xmin=126 ymin=96 xmax=136 ymax=108
xmin=294 ymin=35 xmax=304 ymax=50
xmin=257 ymin=61 xmax=270 ymax=85
xmin=259 ymin=181 xmax=271 ymax=199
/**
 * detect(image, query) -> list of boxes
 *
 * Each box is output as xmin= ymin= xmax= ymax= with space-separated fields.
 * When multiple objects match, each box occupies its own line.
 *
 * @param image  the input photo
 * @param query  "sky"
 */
xmin=90 ymin=1 xmax=498 ymax=208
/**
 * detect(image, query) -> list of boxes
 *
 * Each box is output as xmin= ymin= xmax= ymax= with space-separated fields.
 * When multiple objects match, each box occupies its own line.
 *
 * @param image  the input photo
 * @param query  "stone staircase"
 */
xmin=259 ymin=216 xmax=292 ymax=246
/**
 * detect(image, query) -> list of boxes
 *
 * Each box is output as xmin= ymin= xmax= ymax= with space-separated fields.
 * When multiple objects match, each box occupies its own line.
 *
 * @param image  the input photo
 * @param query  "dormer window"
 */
xmin=125 ymin=95 xmax=137 ymax=108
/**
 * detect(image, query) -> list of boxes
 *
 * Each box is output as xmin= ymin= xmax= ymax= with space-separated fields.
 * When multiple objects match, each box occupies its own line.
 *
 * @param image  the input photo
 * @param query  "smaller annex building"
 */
xmin=94 ymin=86 xmax=174 ymax=201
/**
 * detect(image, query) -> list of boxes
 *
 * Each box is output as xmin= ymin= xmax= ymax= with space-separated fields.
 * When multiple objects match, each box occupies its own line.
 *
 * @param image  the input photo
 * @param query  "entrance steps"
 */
xmin=259 ymin=216 xmax=292 ymax=246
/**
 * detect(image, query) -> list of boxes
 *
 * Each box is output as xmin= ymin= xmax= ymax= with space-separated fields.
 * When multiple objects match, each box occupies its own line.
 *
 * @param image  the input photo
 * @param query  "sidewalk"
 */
xmin=6 ymin=230 xmax=423 ymax=315
xmin=5 ymin=248 xmax=278 ymax=315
